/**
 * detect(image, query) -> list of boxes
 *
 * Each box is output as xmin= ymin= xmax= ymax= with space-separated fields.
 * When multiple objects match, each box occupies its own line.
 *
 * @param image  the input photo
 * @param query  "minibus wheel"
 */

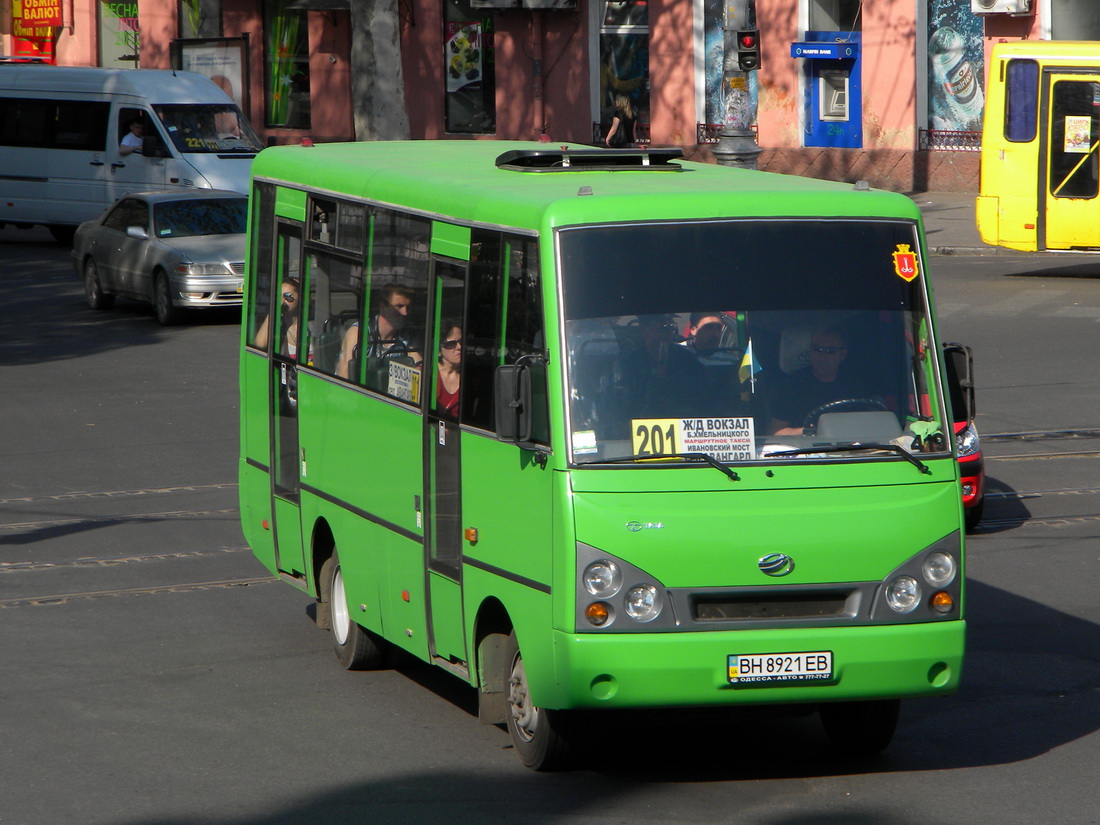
xmin=324 ymin=550 xmax=385 ymax=670
xmin=83 ymin=259 xmax=115 ymax=310
xmin=819 ymin=698 xmax=900 ymax=756
xmin=504 ymin=631 xmax=571 ymax=770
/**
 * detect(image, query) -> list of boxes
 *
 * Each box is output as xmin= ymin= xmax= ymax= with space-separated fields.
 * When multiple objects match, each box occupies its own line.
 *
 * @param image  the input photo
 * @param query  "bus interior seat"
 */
xmin=313 ymin=309 xmax=359 ymax=374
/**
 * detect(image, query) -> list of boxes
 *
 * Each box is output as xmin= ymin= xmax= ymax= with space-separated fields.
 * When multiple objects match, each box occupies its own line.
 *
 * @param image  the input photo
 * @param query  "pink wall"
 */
xmin=755 ymin=1 xmax=800 ymax=150
xmin=860 ymin=0 xmax=918 ymax=150
xmin=648 ymin=0 xmax=696 ymax=146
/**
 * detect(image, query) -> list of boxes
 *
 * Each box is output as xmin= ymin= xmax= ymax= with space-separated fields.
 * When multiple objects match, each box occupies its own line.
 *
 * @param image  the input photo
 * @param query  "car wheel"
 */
xmin=964 ymin=498 xmax=985 ymax=532
xmin=819 ymin=698 xmax=900 ymax=756
xmin=153 ymin=270 xmax=182 ymax=326
xmin=49 ymin=225 xmax=76 ymax=246
xmin=323 ymin=552 xmax=386 ymax=670
xmin=83 ymin=259 xmax=115 ymax=310
xmin=504 ymin=630 xmax=572 ymax=770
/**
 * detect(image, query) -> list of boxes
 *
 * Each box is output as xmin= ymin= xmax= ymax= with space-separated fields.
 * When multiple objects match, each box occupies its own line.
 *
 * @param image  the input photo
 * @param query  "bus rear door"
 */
xmin=1043 ymin=71 xmax=1100 ymax=250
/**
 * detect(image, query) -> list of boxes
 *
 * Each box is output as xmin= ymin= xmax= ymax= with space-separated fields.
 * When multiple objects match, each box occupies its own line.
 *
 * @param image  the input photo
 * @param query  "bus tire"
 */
xmin=504 ymin=630 xmax=571 ymax=770
xmin=84 ymin=259 xmax=115 ymax=310
xmin=819 ymin=698 xmax=900 ymax=756
xmin=154 ymin=270 xmax=182 ymax=326
xmin=326 ymin=550 xmax=385 ymax=671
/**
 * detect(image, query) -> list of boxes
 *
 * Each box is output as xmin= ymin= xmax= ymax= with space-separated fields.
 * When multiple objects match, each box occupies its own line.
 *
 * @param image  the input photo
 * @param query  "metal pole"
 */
xmin=713 ymin=0 xmax=761 ymax=170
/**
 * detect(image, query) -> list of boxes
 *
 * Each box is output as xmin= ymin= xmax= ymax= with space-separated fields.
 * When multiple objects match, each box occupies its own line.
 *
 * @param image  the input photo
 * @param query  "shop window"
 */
xmin=98 ymin=0 xmax=139 ymax=67
xmin=444 ymin=0 xmax=496 ymax=134
xmin=810 ymin=0 xmax=861 ymax=32
xmin=179 ymin=0 xmax=222 ymax=38
xmin=598 ymin=0 xmax=649 ymax=131
xmin=263 ymin=0 xmax=311 ymax=129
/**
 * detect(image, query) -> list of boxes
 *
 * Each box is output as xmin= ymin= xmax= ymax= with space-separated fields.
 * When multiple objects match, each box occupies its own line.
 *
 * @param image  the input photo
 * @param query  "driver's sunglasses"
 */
xmin=811 ymin=345 xmax=843 ymax=354
xmin=282 ymin=292 xmax=298 ymax=303
xmin=441 ymin=339 xmax=462 ymax=350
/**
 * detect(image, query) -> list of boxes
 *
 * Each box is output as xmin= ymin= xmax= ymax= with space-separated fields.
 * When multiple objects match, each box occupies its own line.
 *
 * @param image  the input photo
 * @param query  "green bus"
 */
xmin=239 ymin=141 xmax=969 ymax=769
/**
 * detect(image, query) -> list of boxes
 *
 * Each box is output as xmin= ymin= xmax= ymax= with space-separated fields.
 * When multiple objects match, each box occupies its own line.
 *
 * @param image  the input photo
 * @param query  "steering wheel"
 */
xmin=801 ymin=398 xmax=888 ymax=431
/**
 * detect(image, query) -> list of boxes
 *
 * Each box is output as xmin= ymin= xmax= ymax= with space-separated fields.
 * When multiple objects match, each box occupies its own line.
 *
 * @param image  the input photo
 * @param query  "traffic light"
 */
xmin=737 ymin=29 xmax=761 ymax=71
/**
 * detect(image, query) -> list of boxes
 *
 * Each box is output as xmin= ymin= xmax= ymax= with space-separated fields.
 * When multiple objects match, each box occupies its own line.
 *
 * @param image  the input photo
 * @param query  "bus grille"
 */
xmin=693 ymin=590 xmax=855 ymax=621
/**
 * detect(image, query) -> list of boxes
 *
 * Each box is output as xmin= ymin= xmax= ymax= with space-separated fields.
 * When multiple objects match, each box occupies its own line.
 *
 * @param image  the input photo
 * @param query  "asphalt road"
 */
xmin=1 ymin=225 xmax=1098 ymax=825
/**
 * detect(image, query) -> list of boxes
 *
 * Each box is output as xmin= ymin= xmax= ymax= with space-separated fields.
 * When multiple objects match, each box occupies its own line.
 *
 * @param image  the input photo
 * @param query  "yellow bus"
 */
xmin=978 ymin=41 xmax=1100 ymax=252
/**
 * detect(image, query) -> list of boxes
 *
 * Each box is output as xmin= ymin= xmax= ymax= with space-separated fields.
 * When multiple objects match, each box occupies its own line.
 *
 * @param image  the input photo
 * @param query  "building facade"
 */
xmin=3 ymin=0 xmax=1095 ymax=191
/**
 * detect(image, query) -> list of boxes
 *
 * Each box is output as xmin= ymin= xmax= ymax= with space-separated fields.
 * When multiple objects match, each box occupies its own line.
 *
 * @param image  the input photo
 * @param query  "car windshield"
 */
xmin=559 ymin=219 xmax=949 ymax=466
xmin=153 ymin=104 xmax=263 ymax=153
xmin=153 ymin=198 xmax=247 ymax=238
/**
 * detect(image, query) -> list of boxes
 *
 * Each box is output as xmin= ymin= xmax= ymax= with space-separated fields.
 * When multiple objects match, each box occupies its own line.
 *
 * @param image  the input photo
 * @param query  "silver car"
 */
xmin=72 ymin=190 xmax=247 ymax=325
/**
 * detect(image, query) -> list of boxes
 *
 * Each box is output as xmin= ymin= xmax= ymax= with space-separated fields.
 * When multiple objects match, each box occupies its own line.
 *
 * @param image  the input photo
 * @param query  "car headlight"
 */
xmin=922 ymin=552 xmax=957 ymax=587
xmin=955 ymin=423 xmax=981 ymax=457
xmin=885 ymin=576 xmax=921 ymax=613
xmin=175 ymin=263 xmax=235 ymax=276
xmin=624 ymin=584 xmax=662 ymax=622
xmin=583 ymin=561 xmax=622 ymax=597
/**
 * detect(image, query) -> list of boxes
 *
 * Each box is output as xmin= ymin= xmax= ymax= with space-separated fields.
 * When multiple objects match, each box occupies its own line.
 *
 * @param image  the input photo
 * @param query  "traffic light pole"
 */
xmin=713 ymin=0 xmax=762 ymax=170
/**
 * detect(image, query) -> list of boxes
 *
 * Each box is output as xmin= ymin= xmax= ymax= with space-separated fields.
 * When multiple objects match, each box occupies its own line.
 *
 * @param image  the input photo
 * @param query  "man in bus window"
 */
xmin=336 ymin=283 xmax=423 ymax=380
xmin=769 ymin=327 xmax=867 ymax=435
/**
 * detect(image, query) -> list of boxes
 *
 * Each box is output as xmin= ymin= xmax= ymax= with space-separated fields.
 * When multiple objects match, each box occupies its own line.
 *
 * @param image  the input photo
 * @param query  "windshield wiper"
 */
xmin=576 ymin=452 xmax=740 ymax=481
xmin=766 ymin=443 xmax=931 ymax=475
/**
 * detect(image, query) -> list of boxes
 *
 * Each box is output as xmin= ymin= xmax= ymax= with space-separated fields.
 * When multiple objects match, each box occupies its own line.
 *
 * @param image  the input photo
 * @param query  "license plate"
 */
xmin=727 ymin=651 xmax=833 ymax=685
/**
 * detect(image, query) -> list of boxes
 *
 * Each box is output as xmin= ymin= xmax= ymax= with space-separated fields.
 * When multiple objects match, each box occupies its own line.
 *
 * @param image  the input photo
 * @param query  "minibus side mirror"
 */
xmin=942 ymin=342 xmax=975 ymax=424
xmin=495 ymin=364 xmax=533 ymax=444
xmin=494 ymin=356 xmax=549 ymax=451
xmin=141 ymin=135 xmax=168 ymax=158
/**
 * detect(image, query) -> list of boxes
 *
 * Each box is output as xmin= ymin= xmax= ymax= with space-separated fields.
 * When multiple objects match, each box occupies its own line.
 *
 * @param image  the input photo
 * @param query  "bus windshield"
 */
xmin=560 ymin=219 xmax=947 ymax=464
xmin=153 ymin=104 xmax=263 ymax=154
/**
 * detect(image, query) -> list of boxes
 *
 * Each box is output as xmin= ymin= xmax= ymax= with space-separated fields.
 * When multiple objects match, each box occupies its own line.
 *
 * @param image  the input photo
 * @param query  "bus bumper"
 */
xmin=543 ymin=621 xmax=965 ymax=709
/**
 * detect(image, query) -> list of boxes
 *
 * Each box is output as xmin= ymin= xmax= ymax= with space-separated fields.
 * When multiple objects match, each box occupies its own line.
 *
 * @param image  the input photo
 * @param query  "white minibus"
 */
xmin=0 ymin=66 xmax=262 ymax=241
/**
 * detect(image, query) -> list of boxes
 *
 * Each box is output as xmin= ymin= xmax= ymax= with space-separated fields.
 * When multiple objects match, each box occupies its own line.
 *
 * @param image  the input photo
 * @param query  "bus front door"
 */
xmin=270 ymin=224 xmax=307 ymax=581
xmin=1043 ymin=73 xmax=1100 ymax=250
xmin=425 ymin=259 xmax=468 ymax=667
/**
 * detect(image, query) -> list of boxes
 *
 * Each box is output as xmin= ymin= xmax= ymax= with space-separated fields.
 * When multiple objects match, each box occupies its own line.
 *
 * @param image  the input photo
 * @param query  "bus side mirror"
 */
xmin=494 ymin=357 xmax=549 ymax=449
xmin=494 ymin=364 xmax=533 ymax=443
xmin=942 ymin=342 xmax=975 ymax=424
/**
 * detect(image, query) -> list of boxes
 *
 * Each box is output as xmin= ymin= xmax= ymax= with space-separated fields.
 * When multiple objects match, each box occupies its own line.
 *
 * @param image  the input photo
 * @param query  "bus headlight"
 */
xmin=922 ymin=552 xmax=957 ymax=587
xmin=583 ymin=561 xmax=622 ymax=597
xmin=885 ymin=576 xmax=921 ymax=613
xmin=624 ymin=584 xmax=662 ymax=622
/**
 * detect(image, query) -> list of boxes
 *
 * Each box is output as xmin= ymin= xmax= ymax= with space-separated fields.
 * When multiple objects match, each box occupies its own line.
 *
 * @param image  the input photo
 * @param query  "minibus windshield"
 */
xmin=559 ymin=218 xmax=948 ymax=465
xmin=153 ymin=104 xmax=263 ymax=154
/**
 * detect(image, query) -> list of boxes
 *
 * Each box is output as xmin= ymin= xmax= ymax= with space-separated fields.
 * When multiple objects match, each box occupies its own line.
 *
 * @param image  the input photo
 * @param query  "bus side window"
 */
xmin=304 ymin=250 xmax=361 ymax=375
xmin=247 ymin=183 xmax=276 ymax=351
xmin=1005 ymin=59 xmax=1038 ymax=143
xmin=463 ymin=230 xmax=504 ymax=431
xmin=503 ymin=236 xmax=549 ymax=446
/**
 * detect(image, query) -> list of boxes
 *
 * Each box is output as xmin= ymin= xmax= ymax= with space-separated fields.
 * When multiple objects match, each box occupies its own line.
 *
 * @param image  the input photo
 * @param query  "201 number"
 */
xmin=635 ymin=423 xmax=676 ymax=455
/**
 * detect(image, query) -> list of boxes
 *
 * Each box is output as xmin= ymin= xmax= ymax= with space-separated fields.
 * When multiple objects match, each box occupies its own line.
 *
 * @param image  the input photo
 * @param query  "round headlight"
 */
xmin=583 ymin=561 xmax=622 ymax=597
xmin=885 ymin=576 xmax=921 ymax=613
xmin=624 ymin=584 xmax=661 ymax=622
xmin=923 ymin=552 xmax=957 ymax=586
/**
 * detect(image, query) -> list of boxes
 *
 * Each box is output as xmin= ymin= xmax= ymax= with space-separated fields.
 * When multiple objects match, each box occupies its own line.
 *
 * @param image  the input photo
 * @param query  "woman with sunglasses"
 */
xmin=253 ymin=277 xmax=301 ymax=354
xmin=436 ymin=320 xmax=462 ymax=419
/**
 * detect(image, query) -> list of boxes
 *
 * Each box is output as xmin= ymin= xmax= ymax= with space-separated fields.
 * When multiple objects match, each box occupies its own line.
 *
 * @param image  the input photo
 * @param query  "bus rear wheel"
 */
xmin=504 ymin=631 xmax=571 ymax=770
xmin=819 ymin=698 xmax=900 ymax=756
xmin=324 ymin=551 xmax=385 ymax=670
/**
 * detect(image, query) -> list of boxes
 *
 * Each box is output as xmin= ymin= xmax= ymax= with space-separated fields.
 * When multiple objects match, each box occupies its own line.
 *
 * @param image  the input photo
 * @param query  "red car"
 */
xmin=955 ymin=420 xmax=985 ymax=531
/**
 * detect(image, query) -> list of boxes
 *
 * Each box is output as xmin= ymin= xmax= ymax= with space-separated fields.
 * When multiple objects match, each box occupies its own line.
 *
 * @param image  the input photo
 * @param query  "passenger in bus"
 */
xmin=436 ymin=320 xmax=462 ymax=419
xmin=253 ymin=277 xmax=301 ymax=356
xmin=616 ymin=314 xmax=707 ymax=418
xmin=119 ymin=119 xmax=145 ymax=156
xmin=336 ymin=283 xmax=424 ymax=380
xmin=769 ymin=327 xmax=867 ymax=435
xmin=680 ymin=313 xmax=725 ymax=360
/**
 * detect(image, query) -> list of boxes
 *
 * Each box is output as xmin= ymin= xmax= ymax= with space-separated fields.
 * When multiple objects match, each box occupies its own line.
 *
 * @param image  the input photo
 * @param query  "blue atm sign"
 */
xmin=790 ymin=42 xmax=858 ymax=59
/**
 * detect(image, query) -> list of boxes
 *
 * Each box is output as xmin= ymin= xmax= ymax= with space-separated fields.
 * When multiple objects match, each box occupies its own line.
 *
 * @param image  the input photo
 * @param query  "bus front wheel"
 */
xmin=819 ymin=698 xmax=900 ymax=756
xmin=324 ymin=551 xmax=385 ymax=670
xmin=504 ymin=631 xmax=571 ymax=770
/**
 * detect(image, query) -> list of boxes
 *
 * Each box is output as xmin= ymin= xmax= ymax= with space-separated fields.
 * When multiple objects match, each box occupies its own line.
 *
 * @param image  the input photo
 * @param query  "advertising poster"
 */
xmin=445 ymin=22 xmax=483 ymax=93
xmin=927 ymin=0 xmax=985 ymax=132
xmin=703 ymin=0 xmax=757 ymax=130
xmin=178 ymin=39 xmax=247 ymax=110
